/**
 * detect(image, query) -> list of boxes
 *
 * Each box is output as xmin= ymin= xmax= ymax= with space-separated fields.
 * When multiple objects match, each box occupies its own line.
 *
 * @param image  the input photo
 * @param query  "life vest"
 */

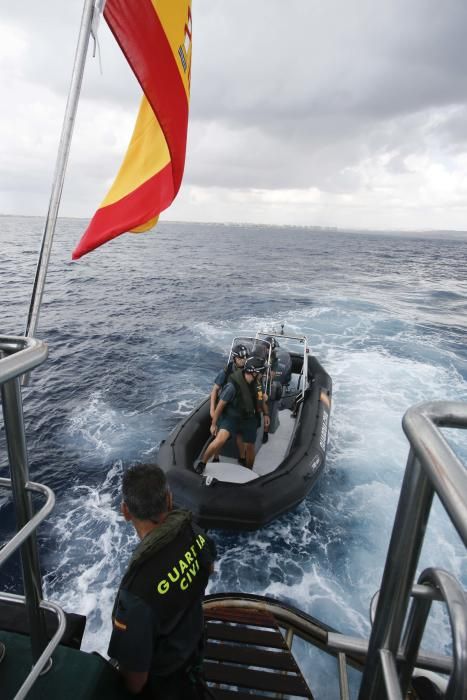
xmin=255 ymin=378 xmax=265 ymax=414
xmin=227 ymin=369 xmax=257 ymax=418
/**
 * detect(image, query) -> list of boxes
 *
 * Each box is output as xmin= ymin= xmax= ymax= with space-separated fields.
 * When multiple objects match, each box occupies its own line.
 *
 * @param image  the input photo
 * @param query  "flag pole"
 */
xmin=24 ymin=0 xmax=103 ymax=345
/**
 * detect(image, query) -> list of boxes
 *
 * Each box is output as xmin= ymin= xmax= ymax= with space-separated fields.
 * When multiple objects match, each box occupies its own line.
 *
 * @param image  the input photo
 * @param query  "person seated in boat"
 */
xmin=195 ymin=356 xmax=268 ymax=473
xmin=209 ymin=343 xmax=248 ymax=463
xmin=108 ymin=463 xmax=216 ymax=698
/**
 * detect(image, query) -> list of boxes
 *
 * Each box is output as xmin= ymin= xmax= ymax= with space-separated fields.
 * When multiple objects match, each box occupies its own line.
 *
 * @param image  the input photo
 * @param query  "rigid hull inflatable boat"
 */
xmin=157 ymin=332 xmax=332 ymax=530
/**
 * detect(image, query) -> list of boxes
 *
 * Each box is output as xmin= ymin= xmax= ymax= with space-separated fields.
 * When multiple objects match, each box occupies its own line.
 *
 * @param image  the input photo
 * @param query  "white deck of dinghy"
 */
xmin=203 ymin=409 xmax=296 ymax=483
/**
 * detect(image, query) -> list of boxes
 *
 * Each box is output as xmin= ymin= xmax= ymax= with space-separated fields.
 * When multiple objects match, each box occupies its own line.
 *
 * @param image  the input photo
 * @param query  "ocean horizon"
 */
xmin=1 ymin=212 xmax=467 ymax=238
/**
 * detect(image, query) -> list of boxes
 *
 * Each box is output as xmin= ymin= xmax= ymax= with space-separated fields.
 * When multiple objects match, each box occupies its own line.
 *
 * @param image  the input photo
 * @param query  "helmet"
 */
xmin=265 ymin=336 xmax=277 ymax=351
xmin=243 ymin=356 xmax=267 ymax=375
xmin=232 ymin=343 xmax=248 ymax=359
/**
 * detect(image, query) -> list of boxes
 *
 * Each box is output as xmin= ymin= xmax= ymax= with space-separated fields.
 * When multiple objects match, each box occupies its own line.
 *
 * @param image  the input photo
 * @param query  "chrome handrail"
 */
xmin=1 ymin=335 xmax=67 ymax=699
xmin=403 ymin=402 xmax=467 ymax=543
xmin=0 ymin=336 xmax=48 ymax=384
xmin=399 ymin=568 xmax=466 ymax=699
xmin=357 ymin=401 xmax=467 ymax=699
xmin=0 ymin=479 xmax=55 ymax=566
xmin=0 ymin=593 xmax=67 ymax=700
xmin=328 ymin=631 xmax=453 ymax=675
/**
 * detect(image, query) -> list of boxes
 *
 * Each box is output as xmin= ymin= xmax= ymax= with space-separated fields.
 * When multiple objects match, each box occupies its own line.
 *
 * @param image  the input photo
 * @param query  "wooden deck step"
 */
xmin=206 ymin=621 xmax=286 ymax=648
xmin=205 ymin=606 xmax=278 ymax=628
xmin=209 ymin=690 xmax=271 ymax=700
xmin=205 ymin=661 xmax=311 ymax=696
xmin=206 ymin=640 xmax=296 ymax=671
xmin=204 ymin=605 xmax=314 ymax=699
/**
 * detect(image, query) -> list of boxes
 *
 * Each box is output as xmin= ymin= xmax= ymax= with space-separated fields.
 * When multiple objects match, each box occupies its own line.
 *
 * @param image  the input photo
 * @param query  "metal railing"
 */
xmin=256 ymin=330 xmax=310 ymax=399
xmin=0 ymin=335 xmax=67 ymax=699
xmin=203 ymin=592 xmax=360 ymax=700
xmin=0 ymin=593 xmax=66 ymax=700
xmin=328 ymin=401 xmax=467 ymax=699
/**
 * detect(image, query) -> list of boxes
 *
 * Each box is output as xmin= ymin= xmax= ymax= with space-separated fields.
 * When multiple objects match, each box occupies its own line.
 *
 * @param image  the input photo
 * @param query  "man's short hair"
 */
xmin=122 ymin=464 xmax=168 ymax=520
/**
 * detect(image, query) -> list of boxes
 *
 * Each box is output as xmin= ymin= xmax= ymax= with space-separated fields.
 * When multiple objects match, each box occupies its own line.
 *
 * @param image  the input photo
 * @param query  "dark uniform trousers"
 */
xmin=143 ymin=639 xmax=207 ymax=699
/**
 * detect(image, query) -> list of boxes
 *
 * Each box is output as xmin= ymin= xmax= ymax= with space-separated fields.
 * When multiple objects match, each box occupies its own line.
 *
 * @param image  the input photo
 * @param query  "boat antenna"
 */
xmin=24 ymin=0 xmax=103 ymax=369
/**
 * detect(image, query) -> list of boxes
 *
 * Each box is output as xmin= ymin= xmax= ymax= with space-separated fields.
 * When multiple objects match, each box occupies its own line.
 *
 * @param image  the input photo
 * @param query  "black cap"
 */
xmin=243 ymin=356 xmax=266 ymax=374
xmin=232 ymin=343 xmax=248 ymax=359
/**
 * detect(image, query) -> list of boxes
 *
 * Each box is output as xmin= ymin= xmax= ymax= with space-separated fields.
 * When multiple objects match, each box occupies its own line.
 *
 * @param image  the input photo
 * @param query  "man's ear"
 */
xmin=121 ymin=501 xmax=132 ymax=521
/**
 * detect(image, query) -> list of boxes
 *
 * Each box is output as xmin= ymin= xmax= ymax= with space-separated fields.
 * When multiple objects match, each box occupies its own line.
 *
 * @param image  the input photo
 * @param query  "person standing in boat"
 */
xmin=208 ymin=343 xmax=249 ymax=463
xmin=210 ymin=344 xmax=249 ymax=419
xmin=195 ymin=356 xmax=267 ymax=473
xmin=108 ymin=464 xmax=216 ymax=698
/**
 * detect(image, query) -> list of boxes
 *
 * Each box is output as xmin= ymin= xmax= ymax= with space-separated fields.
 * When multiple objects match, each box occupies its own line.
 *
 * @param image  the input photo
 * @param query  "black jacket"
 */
xmin=108 ymin=510 xmax=216 ymax=679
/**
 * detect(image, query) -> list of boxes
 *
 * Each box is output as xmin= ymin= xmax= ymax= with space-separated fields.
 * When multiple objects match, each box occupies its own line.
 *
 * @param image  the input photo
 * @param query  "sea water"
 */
xmin=1 ymin=216 xmax=466 ymax=698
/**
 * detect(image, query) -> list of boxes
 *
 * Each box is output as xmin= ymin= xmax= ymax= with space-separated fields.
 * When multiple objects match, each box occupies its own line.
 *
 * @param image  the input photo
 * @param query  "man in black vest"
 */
xmin=209 ymin=343 xmax=249 ymax=419
xmin=209 ymin=343 xmax=249 ymax=463
xmin=195 ymin=356 xmax=268 ymax=472
xmin=108 ymin=464 xmax=216 ymax=698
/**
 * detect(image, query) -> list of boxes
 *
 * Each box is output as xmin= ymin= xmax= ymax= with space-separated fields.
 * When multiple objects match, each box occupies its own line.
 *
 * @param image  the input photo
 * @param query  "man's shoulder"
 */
xmin=124 ymin=518 xmax=215 ymax=600
xmin=190 ymin=521 xmax=217 ymax=560
xmin=214 ymin=367 xmax=227 ymax=385
xmin=220 ymin=381 xmax=237 ymax=402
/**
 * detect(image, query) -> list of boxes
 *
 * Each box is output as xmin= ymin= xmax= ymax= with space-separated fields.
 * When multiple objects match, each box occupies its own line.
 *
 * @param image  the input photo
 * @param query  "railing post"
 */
xmin=337 ymin=652 xmax=350 ymax=700
xmin=400 ymin=569 xmax=467 ymax=700
xmin=397 ymin=585 xmax=433 ymax=692
xmin=358 ymin=450 xmax=434 ymax=699
xmin=1 ymin=377 xmax=48 ymax=662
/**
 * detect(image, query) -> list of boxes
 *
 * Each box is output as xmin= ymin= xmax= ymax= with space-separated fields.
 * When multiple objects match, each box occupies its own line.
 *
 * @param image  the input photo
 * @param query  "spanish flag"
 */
xmin=72 ymin=0 xmax=192 ymax=260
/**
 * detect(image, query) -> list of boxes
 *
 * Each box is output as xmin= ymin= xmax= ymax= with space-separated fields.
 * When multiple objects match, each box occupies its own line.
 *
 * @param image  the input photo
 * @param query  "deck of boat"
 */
xmin=0 ymin=629 xmax=132 ymax=699
xmin=1 ymin=603 xmax=314 ymax=699
xmin=204 ymin=603 xmax=314 ymax=698
xmin=203 ymin=407 xmax=297 ymax=483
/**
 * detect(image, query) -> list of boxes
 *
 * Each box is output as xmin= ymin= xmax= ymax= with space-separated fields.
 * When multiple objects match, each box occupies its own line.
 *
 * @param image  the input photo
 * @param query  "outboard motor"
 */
xmin=252 ymin=340 xmax=269 ymax=362
xmin=273 ymin=347 xmax=292 ymax=386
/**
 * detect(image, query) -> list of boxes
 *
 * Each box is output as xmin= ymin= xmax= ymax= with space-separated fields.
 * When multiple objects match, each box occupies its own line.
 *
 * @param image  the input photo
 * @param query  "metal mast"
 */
xmin=24 ymin=0 xmax=104 ymax=343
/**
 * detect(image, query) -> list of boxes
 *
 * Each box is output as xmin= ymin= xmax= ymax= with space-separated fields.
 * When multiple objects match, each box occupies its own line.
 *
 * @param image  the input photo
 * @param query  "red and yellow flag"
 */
xmin=72 ymin=0 xmax=192 ymax=260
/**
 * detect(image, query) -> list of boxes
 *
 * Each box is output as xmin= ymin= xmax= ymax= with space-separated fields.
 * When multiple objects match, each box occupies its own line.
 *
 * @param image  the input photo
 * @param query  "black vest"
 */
xmin=227 ymin=369 xmax=257 ymax=418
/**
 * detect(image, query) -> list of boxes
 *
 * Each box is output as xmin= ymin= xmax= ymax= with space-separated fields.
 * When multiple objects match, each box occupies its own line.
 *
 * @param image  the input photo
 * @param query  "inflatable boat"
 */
xmin=157 ymin=331 xmax=332 ymax=530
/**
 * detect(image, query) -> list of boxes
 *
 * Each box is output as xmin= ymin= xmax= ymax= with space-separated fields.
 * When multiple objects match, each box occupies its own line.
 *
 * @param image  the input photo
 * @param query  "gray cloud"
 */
xmin=0 ymin=0 xmax=466 ymax=229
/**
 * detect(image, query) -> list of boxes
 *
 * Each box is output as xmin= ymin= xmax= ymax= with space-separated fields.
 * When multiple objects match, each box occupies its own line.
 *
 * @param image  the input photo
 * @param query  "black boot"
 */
xmin=194 ymin=461 xmax=206 ymax=475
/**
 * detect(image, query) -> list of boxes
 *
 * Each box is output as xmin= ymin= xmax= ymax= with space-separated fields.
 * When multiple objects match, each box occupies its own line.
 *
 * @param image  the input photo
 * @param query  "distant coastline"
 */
xmin=1 ymin=212 xmax=466 ymax=238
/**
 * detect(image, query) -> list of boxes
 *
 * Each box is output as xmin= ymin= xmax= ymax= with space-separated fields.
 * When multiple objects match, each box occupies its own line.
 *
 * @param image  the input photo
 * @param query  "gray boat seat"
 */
xmin=204 ymin=461 xmax=259 ymax=483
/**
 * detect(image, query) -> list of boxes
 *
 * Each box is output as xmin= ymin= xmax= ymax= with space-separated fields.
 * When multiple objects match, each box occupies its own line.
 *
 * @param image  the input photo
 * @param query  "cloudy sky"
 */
xmin=1 ymin=0 xmax=466 ymax=231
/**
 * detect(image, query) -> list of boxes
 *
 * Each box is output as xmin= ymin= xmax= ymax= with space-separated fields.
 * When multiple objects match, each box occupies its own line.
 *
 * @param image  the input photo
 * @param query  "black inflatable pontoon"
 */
xmin=157 ymin=332 xmax=332 ymax=530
